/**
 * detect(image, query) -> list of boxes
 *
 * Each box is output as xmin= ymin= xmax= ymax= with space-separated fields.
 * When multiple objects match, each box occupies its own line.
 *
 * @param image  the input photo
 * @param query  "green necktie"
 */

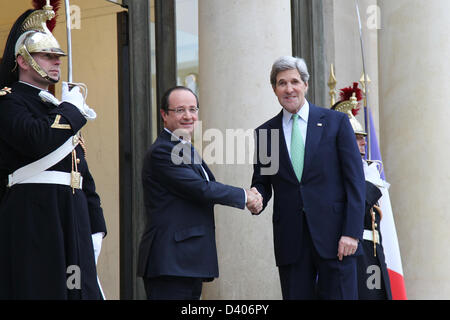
xmin=291 ymin=114 xmax=305 ymax=182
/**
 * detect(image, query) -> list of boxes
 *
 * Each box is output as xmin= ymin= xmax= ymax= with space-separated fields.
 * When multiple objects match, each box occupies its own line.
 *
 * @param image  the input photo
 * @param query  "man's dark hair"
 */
xmin=160 ymin=86 xmax=199 ymax=113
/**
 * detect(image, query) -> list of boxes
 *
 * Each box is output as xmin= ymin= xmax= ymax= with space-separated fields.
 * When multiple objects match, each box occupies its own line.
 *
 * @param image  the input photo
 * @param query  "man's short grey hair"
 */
xmin=270 ymin=56 xmax=310 ymax=88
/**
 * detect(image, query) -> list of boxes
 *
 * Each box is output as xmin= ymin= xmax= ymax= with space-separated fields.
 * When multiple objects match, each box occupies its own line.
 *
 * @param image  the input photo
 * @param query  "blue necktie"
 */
xmin=291 ymin=114 xmax=305 ymax=182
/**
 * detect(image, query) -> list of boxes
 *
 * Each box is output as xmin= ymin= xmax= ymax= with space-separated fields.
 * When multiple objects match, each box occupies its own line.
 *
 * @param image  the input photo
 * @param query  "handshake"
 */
xmin=245 ymin=187 xmax=263 ymax=215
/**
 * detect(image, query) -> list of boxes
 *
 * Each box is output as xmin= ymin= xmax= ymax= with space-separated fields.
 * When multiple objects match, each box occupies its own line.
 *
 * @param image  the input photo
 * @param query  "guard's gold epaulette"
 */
xmin=0 ymin=87 xmax=12 ymax=96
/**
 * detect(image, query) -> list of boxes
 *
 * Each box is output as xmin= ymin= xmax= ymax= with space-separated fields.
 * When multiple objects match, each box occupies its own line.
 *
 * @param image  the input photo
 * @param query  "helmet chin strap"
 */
xmin=17 ymin=45 xmax=56 ymax=83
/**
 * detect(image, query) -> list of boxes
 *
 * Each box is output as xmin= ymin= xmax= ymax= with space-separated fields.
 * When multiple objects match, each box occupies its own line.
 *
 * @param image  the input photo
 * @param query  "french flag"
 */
xmin=367 ymin=110 xmax=407 ymax=300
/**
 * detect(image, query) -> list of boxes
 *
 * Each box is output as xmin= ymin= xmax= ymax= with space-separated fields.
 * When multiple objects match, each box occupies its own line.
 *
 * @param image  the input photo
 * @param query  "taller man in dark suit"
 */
xmin=251 ymin=56 xmax=365 ymax=299
xmin=137 ymin=86 xmax=262 ymax=300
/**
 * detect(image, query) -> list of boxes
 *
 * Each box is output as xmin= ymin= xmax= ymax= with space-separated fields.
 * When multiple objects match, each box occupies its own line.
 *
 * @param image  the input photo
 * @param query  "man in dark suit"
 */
xmin=137 ymin=86 xmax=262 ymax=300
xmin=251 ymin=56 xmax=365 ymax=299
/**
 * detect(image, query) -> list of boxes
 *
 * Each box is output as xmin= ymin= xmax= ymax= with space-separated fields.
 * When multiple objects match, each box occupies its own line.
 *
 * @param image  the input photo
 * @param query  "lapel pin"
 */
xmin=317 ymin=123 xmax=323 ymax=127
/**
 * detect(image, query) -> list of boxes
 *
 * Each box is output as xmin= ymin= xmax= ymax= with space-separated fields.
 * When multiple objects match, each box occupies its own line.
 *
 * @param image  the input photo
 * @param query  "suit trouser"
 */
xmin=143 ymin=276 xmax=203 ymax=300
xmin=278 ymin=213 xmax=358 ymax=300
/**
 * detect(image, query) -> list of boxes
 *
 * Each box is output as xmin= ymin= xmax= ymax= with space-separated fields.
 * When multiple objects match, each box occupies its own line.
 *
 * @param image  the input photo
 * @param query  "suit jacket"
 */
xmin=251 ymin=103 xmax=365 ymax=266
xmin=137 ymin=129 xmax=245 ymax=280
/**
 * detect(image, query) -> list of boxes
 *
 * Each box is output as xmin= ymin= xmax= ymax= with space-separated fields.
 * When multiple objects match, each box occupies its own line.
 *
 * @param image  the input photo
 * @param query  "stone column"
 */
xmin=378 ymin=0 xmax=450 ymax=299
xmin=198 ymin=0 xmax=291 ymax=299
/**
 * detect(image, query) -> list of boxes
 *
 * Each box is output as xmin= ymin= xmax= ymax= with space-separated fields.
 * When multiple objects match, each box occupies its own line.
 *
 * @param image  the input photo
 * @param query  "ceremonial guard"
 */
xmin=0 ymin=1 xmax=106 ymax=299
xmin=331 ymin=83 xmax=392 ymax=300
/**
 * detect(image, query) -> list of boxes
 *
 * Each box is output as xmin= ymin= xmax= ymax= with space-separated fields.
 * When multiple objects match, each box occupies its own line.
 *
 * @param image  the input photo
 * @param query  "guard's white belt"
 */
xmin=363 ymin=229 xmax=379 ymax=244
xmin=8 ymin=134 xmax=79 ymax=187
xmin=8 ymin=170 xmax=83 ymax=189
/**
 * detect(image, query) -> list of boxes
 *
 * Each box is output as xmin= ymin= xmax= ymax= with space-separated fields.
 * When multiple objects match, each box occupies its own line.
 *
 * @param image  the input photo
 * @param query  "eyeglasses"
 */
xmin=167 ymin=107 xmax=199 ymax=115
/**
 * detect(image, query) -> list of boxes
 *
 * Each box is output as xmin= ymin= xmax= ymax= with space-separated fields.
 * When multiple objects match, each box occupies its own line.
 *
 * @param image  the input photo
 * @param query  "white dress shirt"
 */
xmin=282 ymin=100 xmax=309 ymax=158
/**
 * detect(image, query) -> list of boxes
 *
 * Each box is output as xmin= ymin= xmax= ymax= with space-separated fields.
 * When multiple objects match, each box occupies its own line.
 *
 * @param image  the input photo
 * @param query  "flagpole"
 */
xmin=355 ymin=0 xmax=371 ymax=159
xmin=64 ymin=0 xmax=73 ymax=83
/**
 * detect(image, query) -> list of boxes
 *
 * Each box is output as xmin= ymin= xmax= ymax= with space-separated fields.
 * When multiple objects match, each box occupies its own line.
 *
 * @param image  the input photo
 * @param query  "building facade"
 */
xmin=1 ymin=0 xmax=448 ymax=299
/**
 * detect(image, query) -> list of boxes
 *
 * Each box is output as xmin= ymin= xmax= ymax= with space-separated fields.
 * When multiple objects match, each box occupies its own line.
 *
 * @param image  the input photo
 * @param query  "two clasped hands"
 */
xmin=245 ymin=187 xmax=263 ymax=214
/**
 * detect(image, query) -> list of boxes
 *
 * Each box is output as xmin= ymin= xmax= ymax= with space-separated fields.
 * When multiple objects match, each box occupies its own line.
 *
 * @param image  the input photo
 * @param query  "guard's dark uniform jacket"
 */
xmin=357 ymin=180 xmax=392 ymax=300
xmin=0 ymin=82 xmax=107 ymax=299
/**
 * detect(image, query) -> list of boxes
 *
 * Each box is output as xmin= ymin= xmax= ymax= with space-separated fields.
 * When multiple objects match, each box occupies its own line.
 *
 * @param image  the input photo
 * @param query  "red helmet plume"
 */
xmin=339 ymin=82 xmax=363 ymax=116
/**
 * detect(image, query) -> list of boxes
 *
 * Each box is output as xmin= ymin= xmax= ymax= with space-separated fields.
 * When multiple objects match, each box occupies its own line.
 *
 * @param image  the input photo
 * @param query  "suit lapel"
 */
xmin=160 ymin=129 xmax=212 ymax=180
xmin=303 ymin=104 xmax=325 ymax=177
xmin=191 ymin=143 xmax=215 ymax=181
xmin=201 ymin=160 xmax=215 ymax=181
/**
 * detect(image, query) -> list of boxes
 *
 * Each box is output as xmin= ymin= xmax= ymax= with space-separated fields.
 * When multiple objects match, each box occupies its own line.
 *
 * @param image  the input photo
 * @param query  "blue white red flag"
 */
xmin=367 ymin=109 xmax=407 ymax=300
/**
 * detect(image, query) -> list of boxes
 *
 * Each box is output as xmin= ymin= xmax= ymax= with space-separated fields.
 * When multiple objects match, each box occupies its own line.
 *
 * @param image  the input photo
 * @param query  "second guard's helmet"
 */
xmin=331 ymin=82 xmax=367 ymax=136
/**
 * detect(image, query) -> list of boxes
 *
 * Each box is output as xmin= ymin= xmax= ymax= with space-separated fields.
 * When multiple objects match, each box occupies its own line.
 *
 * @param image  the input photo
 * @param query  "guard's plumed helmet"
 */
xmin=0 ymin=0 xmax=64 ymax=87
xmin=16 ymin=1 xmax=66 ymax=81
xmin=331 ymin=82 xmax=367 ymax=136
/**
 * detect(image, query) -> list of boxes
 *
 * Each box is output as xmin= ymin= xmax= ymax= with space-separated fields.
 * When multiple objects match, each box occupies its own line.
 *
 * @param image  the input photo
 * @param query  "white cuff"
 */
xmin=92 ymin=232 xmax=104 ymax=265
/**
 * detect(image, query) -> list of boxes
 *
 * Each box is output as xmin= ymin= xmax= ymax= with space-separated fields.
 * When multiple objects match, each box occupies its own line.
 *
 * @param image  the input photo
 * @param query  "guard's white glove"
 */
xmin=62 ymin=82 xmax=84 ymax=110
xmin=61 ymin=82 xmax=97 ymax=120
xmin=92 ymin=232 xmax=104 ymax=265
xmin=92 ymin=232 xmax=106 ymax=299
xmin=364 ymin=161 xmax=389 ymax=189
